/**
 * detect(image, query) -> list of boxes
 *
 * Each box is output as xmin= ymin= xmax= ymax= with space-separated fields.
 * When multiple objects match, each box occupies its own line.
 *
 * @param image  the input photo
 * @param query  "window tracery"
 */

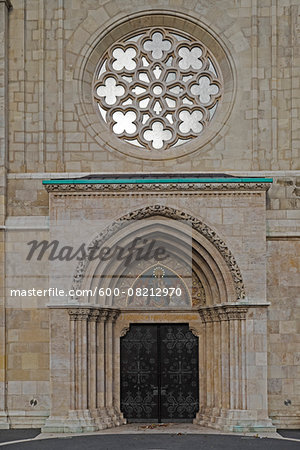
xmin=93 ymin=28 xmax=223 ymax=151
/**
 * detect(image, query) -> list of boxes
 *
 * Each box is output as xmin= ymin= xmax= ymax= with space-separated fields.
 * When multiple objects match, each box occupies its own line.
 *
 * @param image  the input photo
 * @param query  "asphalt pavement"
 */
xmin=0 ymin=433 xmax=299 ymax=450
xmin=0 ymin=430 xmax=40 ymax=444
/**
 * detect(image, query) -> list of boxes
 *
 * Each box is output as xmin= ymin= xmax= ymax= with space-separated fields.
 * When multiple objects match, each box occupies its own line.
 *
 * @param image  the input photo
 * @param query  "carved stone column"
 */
xmin=88 ymin=310 xmax=99 ymax=412
xmin=69 ymin=310 xmax=77 ymax=411
xmin=240 ymin=314 xmax=247 ymax=410
xmin=198 ymin=320 xmax=206 ymax=417
xmin=111 ymin=313 xmax=126 ymax=426
xmin=195 ymin=304 xmax=275 ymax=432
xmin=219 ymin=308 xmax=230 ymax=411
xmin=212 ymin=308 xmax=221 ymax=415
xmin=225 ymin=306 xmax=247 ymax=411
xmin=65 ymin=308 xmax=97 ymax=433
xmin=96 ymin=309 xmax=109 ymax=427
xmin=196 ymin=309 xmax=212 ymax=423
xmin=105 ymin=309 xmax=120 ymax=425
xmin=43 ymin=306 xmax=123 ymax=433
xmin=205 ymin=310 xmax=214 ymax=413
xmin=95 ymin=308 xmax=124 ymax=429
xmin=79 ymin=309 xmax=89 ymax=410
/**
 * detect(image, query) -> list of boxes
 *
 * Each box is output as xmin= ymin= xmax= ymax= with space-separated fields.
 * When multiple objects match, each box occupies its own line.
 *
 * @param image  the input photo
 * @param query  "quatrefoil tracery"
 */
xmin=93 ymin=28 xmax=223 ymax=151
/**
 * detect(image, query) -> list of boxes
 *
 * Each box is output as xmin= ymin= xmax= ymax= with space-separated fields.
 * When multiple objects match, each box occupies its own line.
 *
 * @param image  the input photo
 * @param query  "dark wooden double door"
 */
xmin=120 ymin=324 xmax=199 ymax=422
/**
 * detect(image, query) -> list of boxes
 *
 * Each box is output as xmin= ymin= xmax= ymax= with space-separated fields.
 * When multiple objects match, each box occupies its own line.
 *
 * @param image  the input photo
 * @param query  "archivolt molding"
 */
xmin=71 ymin=204 xmax=246 ymax=302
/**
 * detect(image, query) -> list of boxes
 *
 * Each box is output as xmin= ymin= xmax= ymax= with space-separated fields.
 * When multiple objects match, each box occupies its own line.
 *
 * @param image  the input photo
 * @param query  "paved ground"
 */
xmin=0 ymin=425 xmax=299 ymax=449
xmin=0 ymin=433 xmax=300 ymax=450
xmin=0 ymin=430 xmax=40 ymax=444
xmin=277 ymin=429 xmax=300 ymax=440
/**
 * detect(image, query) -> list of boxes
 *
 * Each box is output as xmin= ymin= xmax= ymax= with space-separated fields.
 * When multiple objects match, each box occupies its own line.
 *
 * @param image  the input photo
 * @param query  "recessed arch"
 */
xmin=125 ymin=263 xmax=192 ymax=308
xmin=71 ymin=205 xmax=245 ymax=305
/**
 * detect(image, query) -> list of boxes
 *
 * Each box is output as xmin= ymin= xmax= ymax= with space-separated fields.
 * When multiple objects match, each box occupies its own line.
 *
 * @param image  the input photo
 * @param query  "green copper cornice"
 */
xmin=43 ymin=177 xmax=272 ymax=185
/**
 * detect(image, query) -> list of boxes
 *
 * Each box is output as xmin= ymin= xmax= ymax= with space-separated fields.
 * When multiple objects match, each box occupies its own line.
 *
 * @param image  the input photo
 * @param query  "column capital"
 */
xmin=198 ymin=304 xmax=249 ymax=322
xmin=211 ymin=308 xmax=220 ymax=322
xmin=106 ymin=308 xmax=120 ymax=323
xmin=218 ymin=310 xmax=228 ymax=321
xmin=0 ymin=1 xmax=13 ymax=10
xmin=67 ymin=307 xmax=120 ymax=322
xmin=199 ymin=309 xmax=213 ymax=323
xmin=89 ymin=310 xmax=100 ymax=322
xmin=223 ymin=306 xmax=248 ymax=320
xmin=68 ymin=307 xmax=91 ymax=321
xmin=98 ymin=309 xmax=109 ymax=322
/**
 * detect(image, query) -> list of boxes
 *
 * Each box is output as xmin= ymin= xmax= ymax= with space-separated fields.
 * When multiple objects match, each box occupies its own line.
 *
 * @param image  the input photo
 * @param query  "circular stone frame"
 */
xmin=76 ymin=12 xmax=236 ymax=161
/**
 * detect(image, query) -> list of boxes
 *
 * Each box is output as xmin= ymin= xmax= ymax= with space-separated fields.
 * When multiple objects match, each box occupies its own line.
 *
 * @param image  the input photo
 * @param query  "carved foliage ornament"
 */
xmin=68 ymin=307 xmax=119 ymax=321
xmin=45 ymin=183 xmax=270 ymax=193
xmin=93 ymin=28 xmax=223 ymax=151
xmin=198 ymin=305 xmax=248 ymax=322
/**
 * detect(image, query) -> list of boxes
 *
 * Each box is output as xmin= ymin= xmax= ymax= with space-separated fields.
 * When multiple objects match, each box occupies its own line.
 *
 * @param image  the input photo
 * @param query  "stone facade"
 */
xmin=0 ymin=0 xmax=299 ymax=432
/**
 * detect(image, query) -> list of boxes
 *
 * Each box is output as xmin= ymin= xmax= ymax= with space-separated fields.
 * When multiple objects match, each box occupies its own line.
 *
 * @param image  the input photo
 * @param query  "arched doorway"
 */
xmin=43 ymin=202 xmax=274 ymax=433
xmin=120 ymin=323 xmax=199 ymax=422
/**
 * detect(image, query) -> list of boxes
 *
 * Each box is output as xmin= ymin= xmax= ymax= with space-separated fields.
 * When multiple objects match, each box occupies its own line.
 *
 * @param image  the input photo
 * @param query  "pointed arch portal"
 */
xmin=43 ymin=177 xmax=274 ymax=434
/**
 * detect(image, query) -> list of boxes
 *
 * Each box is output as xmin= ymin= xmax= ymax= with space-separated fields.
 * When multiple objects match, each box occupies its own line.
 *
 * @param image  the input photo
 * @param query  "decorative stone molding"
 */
xmin=192 ymin=274 xmax=206 ymax=307
xmin=68 ymin=308 xmax=91 ymax=321
xmin=68 ymin=307 xmax=120 ymax=322
xmin=120 ymin=326 xmax=130 ymax=337
xmin=198 ymin=304 xmax=248 ymax=322
xmin=189 ymin=326 xmax=201 ymax=337
xmin=45 ymin=182 xmax=271 ymax=193
xmin=70 ymin=204 xmax=246 ymax=302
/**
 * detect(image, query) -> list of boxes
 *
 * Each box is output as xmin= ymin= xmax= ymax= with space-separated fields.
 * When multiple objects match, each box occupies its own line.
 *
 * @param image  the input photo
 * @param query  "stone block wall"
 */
xmin=0 ymin=0 xmax=299 ymax=429
xmin=0 ymin=0 xmax=11 ymax=429
xmin=267 ymin=240 xmax=300 ymax=428
xmin=6 ymin=0 xmax=300 ymax=172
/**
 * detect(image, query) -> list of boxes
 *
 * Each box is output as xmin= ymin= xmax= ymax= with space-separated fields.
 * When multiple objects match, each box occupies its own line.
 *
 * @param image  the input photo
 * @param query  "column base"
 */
xmin=90 ymin=408 xmax=115 ymax=429
xmin=42 ymin=410 xmax=98 ymax=433
xmin=42 ymin=409 xmax=126 ymax=433
xmin=194 ymin=408 xmax=276 ymax=433
xmin=42 ymin=416 xmax=69 ymax=433
xmin=112 ymin=408 xmax=126 ymax=426
xmin=106 ymin=407 xmax=126 ymax=427
xmin=0 ymin=412 xmax=9 ymax=429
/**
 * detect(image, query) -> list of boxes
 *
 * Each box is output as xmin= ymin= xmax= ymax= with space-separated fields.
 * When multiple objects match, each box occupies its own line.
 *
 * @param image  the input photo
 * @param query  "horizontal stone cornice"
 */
xmin=44 ymin=182 xmax=271 ymax=194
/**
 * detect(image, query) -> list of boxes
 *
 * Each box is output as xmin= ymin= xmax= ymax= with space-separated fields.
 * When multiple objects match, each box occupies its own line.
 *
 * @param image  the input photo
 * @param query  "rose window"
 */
xmin=93 ymin=28 xmax=223 ymax=151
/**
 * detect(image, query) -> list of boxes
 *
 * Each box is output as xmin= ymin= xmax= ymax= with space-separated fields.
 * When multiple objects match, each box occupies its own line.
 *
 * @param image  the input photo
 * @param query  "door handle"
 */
xmin=161 ymin=389 xmax=166 ymax=395
xmin=153 ymin=389 xmax=158 ymax=395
